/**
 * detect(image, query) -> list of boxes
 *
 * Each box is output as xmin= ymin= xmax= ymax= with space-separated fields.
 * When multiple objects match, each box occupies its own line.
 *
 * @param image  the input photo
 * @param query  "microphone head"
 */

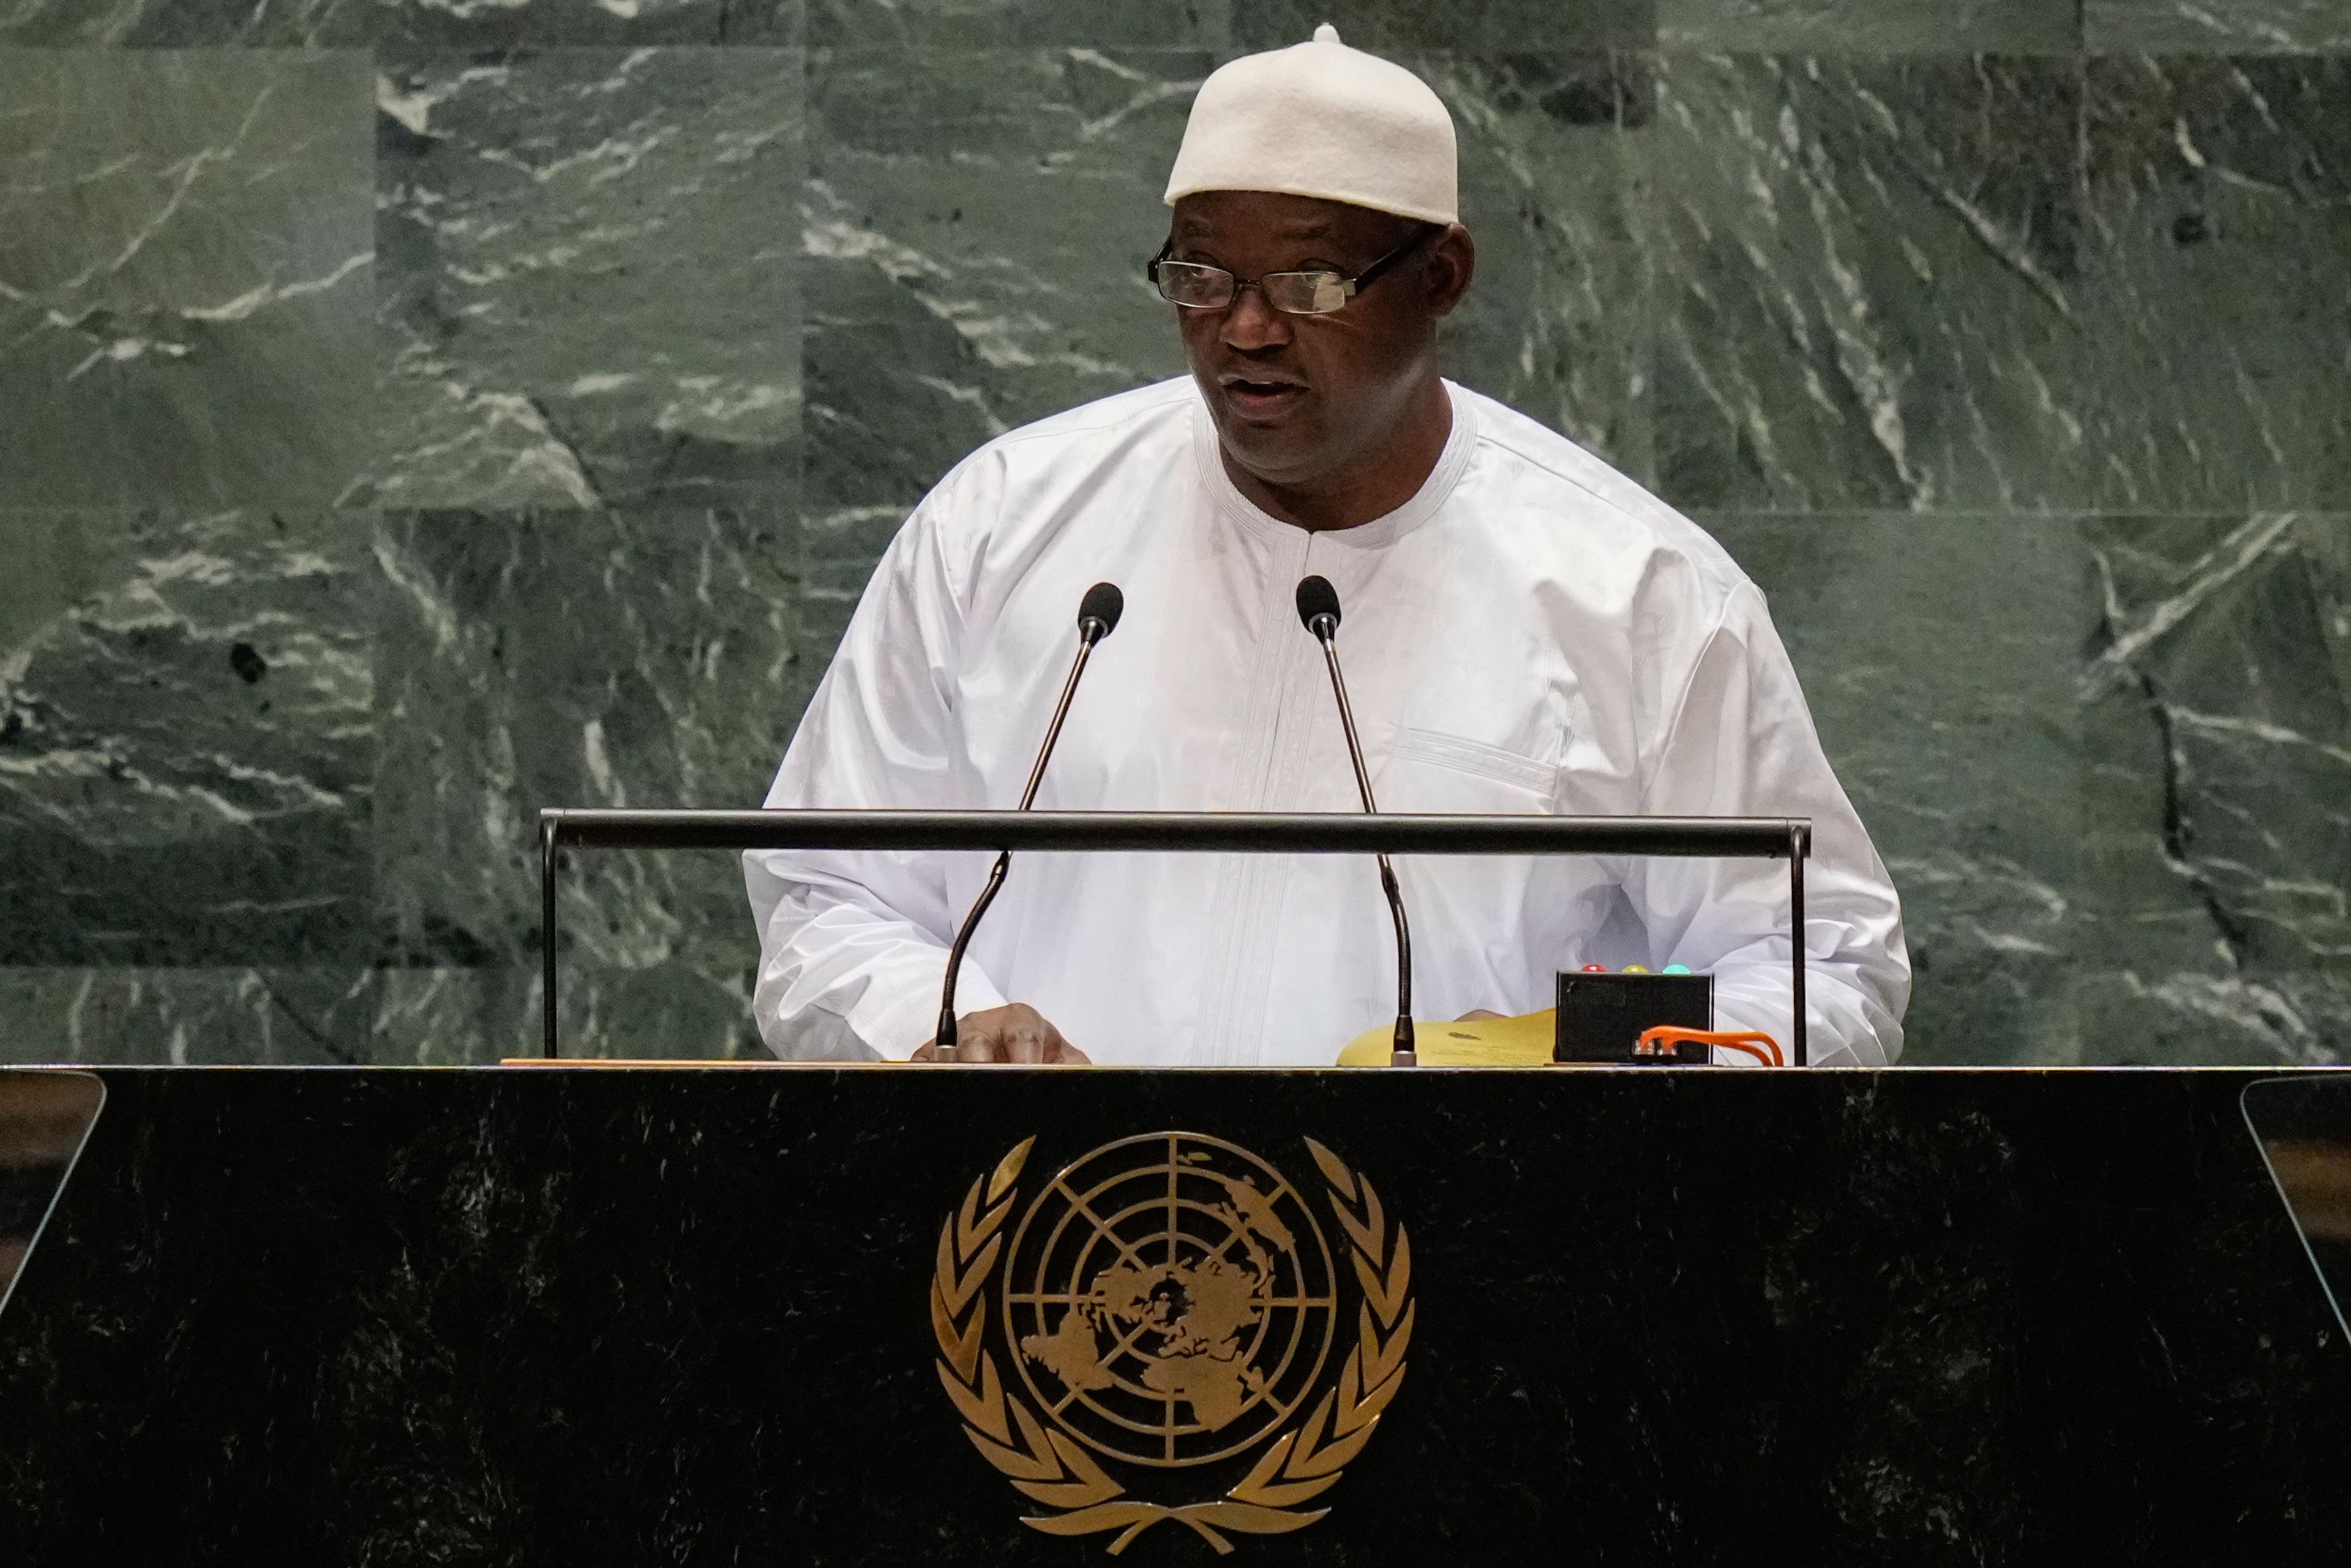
xmin=1295 ymin=575 xmax=1342 ymax=634
xmin=1078 ymin=582 xmax=1123 ymax=640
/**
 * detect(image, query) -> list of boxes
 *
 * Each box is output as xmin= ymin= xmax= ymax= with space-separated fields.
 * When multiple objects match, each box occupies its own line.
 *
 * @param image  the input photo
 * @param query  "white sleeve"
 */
xmin=1625 ymin=585 xmax=1910 ymax=1066
xmin=741 ymin=492 xmax=1008 ymax=1062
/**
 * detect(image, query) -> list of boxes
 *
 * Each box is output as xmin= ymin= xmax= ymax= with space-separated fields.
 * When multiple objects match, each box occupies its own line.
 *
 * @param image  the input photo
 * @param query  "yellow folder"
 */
xmin=1336 ymin=1010 xmax=1559 ymax=1067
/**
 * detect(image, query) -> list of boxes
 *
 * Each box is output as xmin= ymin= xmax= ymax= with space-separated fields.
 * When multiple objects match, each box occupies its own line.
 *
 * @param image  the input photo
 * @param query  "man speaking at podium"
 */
xmin=746 ymin=27 xmax=1908 ymax=1068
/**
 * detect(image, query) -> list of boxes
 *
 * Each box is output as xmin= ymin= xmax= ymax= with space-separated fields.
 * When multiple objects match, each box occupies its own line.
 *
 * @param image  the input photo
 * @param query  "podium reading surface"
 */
xmin=1 ymin=1066 xmax=2347 ymax=1566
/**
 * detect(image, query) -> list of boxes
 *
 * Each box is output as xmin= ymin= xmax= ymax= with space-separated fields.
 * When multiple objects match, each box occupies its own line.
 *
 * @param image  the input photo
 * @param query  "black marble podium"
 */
xmin=2 ymin=1066 xmax=2347 ymax=1566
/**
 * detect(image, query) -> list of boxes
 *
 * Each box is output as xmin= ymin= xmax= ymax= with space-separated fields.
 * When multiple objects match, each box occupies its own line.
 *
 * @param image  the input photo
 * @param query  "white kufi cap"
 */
xmin=1164 ymin=23 xmax=1458 ymax=226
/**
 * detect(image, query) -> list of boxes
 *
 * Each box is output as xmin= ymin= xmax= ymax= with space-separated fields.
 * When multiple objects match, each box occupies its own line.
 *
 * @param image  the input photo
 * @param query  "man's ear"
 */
xmin=1425 ymin=224 xmax=1476 ymax=318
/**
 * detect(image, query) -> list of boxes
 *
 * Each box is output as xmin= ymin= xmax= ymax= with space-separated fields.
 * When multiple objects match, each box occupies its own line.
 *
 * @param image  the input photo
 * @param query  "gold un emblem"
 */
xmin=931 ymin=1132 xmax=1415 ymax=1553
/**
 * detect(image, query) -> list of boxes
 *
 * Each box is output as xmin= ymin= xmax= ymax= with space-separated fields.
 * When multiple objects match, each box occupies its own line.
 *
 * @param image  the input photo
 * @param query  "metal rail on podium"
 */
xmin=537 ymin=808 xmax=1815 ymax=1064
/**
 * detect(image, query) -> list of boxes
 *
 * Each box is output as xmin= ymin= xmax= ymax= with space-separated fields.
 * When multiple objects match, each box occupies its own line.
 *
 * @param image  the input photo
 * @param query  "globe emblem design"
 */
xmin=1003 ymin=1133 xmax=1339 ymax=1468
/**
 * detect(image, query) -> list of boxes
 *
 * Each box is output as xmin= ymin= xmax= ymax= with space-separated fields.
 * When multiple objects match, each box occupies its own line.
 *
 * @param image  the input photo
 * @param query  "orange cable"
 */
xmin=1636 ymin=1026 xmax=1785 ymax=1067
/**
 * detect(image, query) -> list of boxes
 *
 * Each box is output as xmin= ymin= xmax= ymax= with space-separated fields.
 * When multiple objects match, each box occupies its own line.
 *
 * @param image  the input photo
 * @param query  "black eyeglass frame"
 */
xmin=1146 ymin=225 xmax=1441 ymax=315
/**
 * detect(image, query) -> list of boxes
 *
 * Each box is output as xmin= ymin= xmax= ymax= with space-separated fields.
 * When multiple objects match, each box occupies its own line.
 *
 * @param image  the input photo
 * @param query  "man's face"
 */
xmin=1166 ymin=191 xmax=1461 ymax=494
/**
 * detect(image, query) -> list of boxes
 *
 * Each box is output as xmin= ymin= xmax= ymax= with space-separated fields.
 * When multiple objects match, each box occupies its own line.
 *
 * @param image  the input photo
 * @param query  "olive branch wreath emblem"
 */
xmin=930 ymin=1136 xmax=1414 ymax=1555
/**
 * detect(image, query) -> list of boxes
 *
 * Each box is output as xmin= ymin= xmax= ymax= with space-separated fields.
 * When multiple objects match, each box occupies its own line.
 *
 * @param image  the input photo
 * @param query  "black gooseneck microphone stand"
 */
xmin=934 ymin=582 xmax=1123 ymax=1060
xmin=1295 ymin=575 xmax=1418 ymax=1067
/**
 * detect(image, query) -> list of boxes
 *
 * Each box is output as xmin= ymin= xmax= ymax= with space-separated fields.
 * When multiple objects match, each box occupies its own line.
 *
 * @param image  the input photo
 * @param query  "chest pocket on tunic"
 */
xmin=1381 ymin=725 xmax=1561 ymax=812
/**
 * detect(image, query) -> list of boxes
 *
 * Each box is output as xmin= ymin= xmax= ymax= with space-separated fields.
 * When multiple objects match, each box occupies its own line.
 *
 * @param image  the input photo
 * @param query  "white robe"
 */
xmin=746 ymin=378 xmax=1908 ymax=1067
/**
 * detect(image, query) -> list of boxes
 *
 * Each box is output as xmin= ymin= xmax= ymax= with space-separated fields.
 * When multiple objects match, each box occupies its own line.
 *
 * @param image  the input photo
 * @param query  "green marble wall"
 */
xmin=2 ymin=2 xmax=2347 ymax=1065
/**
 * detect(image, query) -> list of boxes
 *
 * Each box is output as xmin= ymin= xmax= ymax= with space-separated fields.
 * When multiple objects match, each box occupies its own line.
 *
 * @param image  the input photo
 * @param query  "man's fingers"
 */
xmin=918 ymin=1005 xmax=1083 ymax=1063
xmin=913 ymin=1034 xmax=1004 ymax=1062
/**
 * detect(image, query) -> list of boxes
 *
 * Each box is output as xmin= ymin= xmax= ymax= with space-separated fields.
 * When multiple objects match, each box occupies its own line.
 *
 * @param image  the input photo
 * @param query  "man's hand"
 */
xmin=912 ymin=1003 xmax=1091 ymax=1063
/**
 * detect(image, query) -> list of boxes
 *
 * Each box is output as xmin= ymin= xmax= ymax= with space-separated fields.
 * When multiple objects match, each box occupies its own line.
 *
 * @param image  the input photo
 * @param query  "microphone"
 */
xmin=1294 ymin=575 xmax=1417 ymax=1067
xmin=935 ymin=582 xmax=1123 ymax=1060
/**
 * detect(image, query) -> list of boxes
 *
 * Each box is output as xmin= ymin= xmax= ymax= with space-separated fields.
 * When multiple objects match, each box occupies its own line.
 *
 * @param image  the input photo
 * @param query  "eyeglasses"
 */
xmin=1147 ymin=227 xmax=1436 ymax=316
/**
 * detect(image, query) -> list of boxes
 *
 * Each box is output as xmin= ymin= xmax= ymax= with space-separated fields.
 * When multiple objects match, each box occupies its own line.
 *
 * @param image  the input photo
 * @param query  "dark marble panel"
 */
xmin=0 ymin=51 xmax=373 ymax=509
xmin=2087 ymin=0 xmax=2351 ymax=51
xmin=1661 ymin=0 xmax=2079 ymax=51
xmin=0 ymin=509 xmax=379 ymax=966
xmin=1710 ymin=514 xmax=2088 ymax=1064
xmin=1651 ymin=54 xmax=2089 ymax=513
xmin=2079 ymin=56 xmax=2351 ymax=511
xmin=0 ymin=960 xmax=761 ymax=1065
xmin=370 ymin=48 xmax=803 ymax=512
xmin=0 ymin=0 xmax=802 ymax=44
xmin=371 ymin=507 xmax=798 ymax=1059
xmin=0 ymin=0 xmax=362 ymax=45
xmin=378 ymin=0 xmax=801 ymax=49
xmin=811 ymin=2 xmax=1655 ymax=49
xmin=1420 ymin=52 xmax=1655 ymax=487
xmin=804 ymin=47 xmax=1654 ymax=641
xmin=811 ymin=0 xmax=1233 ymax=47
xmin=0 ymin=968 xmax=381 ymax=1064
xmin=1228 ymin=0 xmax=1657 ymax=50
xmin=385 ymin=950 xmax=763 ymax=1061
xmin=2080 ymin=512 xmax=2351 ymax=1065
xmin=371 ymin=936 xmax=771 ymax=1062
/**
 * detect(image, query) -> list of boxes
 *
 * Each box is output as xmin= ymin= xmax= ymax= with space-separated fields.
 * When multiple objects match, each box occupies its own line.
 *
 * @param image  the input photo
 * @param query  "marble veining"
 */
xmin=1419 ymin=52 xmax=1654 ymax=486
xmin=2087 ymin=0 xmax=2351 ymax=52
xmin=0 ymin=509 xmax=378 ymax=967
xmin=373 ymin=506 xmax=800 ymax=1059
xmin=2080 ymin=55 xmax=2351 ymax=510
xmin=1711 ymin=516 xmax=2086 ymax=1063
xmin=378 ymin=0 xmax=804 ymax=50
xmin=1652 ymin=53 xmax=2088 ymax=512
xmin=0 ymin=0 xmax=365 ymax=45
xmin=807 ymin=0 xmax=1658 ymax=50
xmin=2082 ymin=511 xmax=2351 ymax=1061
xmin=0 ymin=50 xmax=373 ymax=509
xmin=0 ymin=967 xmax=389 ymax=1063
xmin=1225 ymin=0 xmax=1659 ymax=50
xmin=370 ymin=47 xmax=804 ymax=512
xmin=1661 ymin=0 xmax=2080 ymax=51
xmin=0 ymin=0 xmax=806 ymax=46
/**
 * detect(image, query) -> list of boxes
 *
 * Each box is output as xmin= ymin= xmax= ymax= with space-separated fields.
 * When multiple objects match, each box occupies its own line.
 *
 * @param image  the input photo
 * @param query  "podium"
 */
xmin=3 ymin=1064 xmax=2349 ymax=1564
